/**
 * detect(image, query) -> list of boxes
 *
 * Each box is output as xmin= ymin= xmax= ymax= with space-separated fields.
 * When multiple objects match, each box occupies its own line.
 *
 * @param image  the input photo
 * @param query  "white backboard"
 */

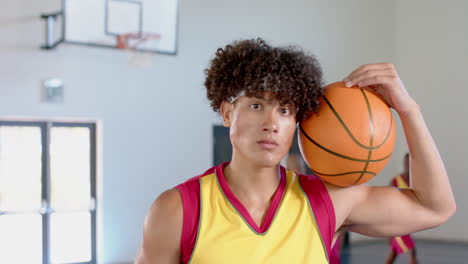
xmin=63 ymin=0 xmax=178 ymax=54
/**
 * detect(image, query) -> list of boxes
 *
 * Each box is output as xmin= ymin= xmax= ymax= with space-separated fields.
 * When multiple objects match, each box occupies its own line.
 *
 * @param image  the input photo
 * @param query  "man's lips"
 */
xmin=257 ymin=139 xmax=279 ymax=150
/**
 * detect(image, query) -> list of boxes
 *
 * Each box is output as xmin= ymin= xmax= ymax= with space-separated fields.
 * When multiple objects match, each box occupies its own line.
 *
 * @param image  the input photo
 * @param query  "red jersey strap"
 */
xmin=175 ymin=166 xmax=215 ymax=264
xmin=298 ymin=174 xmax=336 ymax=260
xmin=391 ymin=177 xmax=398 ymax=187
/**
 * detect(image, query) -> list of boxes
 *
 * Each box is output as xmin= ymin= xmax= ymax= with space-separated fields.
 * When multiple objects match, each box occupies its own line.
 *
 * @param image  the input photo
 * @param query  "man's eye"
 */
xmin=280 ymin=108 xmax=291 ymax=115
xmin=250 ymin=104 xmax=261 ymax=110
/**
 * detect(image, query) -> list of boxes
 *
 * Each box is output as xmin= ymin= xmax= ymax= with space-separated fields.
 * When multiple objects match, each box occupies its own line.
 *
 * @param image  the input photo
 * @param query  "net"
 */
xmin=116 ymin=32 xmax=161 ymax=67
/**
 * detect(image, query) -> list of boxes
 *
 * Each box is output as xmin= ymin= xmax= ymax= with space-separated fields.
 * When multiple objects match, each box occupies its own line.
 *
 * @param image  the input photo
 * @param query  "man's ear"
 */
xmin=220 ymin=101 xmax=233 ymax=127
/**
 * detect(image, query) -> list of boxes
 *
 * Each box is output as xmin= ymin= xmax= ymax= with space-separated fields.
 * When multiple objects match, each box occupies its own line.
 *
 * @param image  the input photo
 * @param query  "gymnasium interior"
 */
xmin=0 ymin=0 xmax=467 ymax=263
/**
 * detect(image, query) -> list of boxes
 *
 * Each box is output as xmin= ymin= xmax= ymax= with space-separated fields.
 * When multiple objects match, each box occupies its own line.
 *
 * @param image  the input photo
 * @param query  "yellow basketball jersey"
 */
xmin=395 ymin=175 xmax=409 ymax=189
xmin=188 ymin=168 xmax=329 ymax=263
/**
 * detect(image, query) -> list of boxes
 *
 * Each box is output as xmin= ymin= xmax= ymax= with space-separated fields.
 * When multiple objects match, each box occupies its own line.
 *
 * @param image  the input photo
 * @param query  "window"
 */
xmin=0 ymin=120 xmax=99 ymax=264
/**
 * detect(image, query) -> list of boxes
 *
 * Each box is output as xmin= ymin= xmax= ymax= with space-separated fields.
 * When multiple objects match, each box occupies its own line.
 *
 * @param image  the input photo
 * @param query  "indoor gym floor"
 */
xmin=340 ymin=239 xmax=468 ymax=264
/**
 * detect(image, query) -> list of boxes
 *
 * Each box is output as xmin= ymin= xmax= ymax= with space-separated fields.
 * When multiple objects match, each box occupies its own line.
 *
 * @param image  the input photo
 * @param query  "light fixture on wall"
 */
xmin=42 ymin=78 xmax=64 ymax=103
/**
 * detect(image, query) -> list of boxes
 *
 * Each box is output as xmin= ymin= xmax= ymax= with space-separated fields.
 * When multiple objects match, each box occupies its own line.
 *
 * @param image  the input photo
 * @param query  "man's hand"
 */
xmin=342 ymin=63 xmax=417 ymax=114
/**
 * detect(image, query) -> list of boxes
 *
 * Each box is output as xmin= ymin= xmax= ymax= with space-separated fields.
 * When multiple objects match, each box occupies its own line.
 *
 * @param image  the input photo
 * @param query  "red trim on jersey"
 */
xmin=330 ymin=234 xmax=343 ymax=264
xmin=391 ymin=175 xmax=409 ymax=188
xmin=175 ymin=167 xmax=214 ymax=264
xmin=390 ymin=234 xmax=416 ymax=255
xmin=215 ymin=162 xmax=287 ymax=233
xmin=298 ymin=174 xmax=336 ymax=260
xmin=391 ymin=178 xmax=398 ymax=187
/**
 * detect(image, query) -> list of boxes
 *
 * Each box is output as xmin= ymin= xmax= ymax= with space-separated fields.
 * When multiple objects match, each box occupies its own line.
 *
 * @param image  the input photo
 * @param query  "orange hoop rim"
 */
xmin=116 ymin=32 xmax=161 ymax=50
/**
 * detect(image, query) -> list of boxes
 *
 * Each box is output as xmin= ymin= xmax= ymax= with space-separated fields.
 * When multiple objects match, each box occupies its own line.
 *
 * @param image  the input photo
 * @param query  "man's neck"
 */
xmin=224 ymin=158 xmax=281 ymax=205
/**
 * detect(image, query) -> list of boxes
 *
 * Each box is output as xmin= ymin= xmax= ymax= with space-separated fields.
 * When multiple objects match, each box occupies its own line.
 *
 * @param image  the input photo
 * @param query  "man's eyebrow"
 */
xmin=252 ymin=95 xmax=274 ymax=103
xmin=249 ymin=95 xmax=296 ymax=109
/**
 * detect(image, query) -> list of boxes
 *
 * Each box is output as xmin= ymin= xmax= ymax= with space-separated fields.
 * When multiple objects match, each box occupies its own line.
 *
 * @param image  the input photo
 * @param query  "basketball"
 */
xmin=298 ymin=81 xmax=396 ymax=187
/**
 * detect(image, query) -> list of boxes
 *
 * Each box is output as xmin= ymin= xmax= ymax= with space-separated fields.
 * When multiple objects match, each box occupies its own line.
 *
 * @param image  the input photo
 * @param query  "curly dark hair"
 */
xmin=204 ymin=38 xmax=324 ymax=122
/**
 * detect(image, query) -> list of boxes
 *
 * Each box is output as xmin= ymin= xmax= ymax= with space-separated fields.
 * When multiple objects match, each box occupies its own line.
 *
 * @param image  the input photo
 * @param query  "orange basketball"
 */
xmin=298 ymin=81 xmax=396 ymax=187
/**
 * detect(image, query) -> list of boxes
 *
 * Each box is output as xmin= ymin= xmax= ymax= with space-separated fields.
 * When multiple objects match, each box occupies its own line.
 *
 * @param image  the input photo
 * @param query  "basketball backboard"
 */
xmin=47 ymin=0 xmax=178 ymax=54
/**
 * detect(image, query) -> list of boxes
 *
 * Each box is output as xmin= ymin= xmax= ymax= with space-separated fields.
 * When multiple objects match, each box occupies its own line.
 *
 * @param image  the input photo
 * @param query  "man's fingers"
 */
xmin=344 ymin=69 xmax=393 ymax=87
xmin=344 ymin=63 xmax=395 ymax=86
xmin=354 ymin=75 xmax=397 ymax=88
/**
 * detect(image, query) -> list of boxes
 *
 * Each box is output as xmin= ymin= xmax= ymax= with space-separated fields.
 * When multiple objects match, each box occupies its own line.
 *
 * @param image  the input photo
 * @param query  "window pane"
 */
xmin=0 ymin=126 xmax=42 ymax=211
xmin=50 ymin=212 xmax=92 ymax=263
xmin=50 ymin=127 xmax=91 ymax=210
xmin=0 ymin=214 xmax=42 ymax=264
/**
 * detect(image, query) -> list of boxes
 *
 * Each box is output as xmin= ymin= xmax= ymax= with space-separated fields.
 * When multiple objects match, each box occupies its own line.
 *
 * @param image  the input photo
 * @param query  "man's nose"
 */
xmin=262 ymin=110 xmax=279 ymax=133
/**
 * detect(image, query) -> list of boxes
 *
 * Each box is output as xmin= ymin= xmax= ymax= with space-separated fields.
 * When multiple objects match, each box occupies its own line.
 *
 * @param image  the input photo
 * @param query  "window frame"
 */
xmin=0 ymin=119 xmax=100 ymax=264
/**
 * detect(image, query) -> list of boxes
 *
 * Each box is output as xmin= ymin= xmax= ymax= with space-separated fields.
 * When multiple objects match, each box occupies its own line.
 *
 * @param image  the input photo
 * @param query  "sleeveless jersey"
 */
xmin=389 ymin=174 xmax=416 ymax=255
xmin=176 ymin=162 xmax=336 ymax=263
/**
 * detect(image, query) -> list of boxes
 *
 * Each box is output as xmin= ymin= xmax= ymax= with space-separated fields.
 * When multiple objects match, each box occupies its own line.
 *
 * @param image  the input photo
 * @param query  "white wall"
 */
xmin=394 ymin=0 xmax=468 ymax=242
xmin=4 ymin=0 xmax=465 ymax=263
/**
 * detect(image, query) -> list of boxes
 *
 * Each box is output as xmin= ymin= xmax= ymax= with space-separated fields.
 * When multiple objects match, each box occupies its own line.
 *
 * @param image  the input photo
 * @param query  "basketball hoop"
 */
xmin=116 ymin=32 xmax=160 ymax=67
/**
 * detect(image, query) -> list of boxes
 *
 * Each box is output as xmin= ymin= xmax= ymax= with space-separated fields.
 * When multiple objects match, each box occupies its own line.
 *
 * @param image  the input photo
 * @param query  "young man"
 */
xmin=135 ymin=39 xmax=456 ymax=264
xmin=386 ymin=153 xmax=418 ymax=264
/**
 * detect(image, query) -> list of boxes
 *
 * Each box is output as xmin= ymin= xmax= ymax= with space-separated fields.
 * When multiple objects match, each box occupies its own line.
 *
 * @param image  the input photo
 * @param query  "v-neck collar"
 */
xmin=215 ymin=162 xmax=287 ymax=234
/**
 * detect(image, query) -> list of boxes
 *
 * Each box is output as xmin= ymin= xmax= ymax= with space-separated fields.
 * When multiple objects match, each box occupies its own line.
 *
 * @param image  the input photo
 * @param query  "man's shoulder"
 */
xmin=137 ymin=189 xmax=183 ymax=263
xmin=148 ymin=189 xmax=183 ymax=221
xmin=176 ymin=174 xmax=204 ymax=188
xmin=293 ymin=171 xmax=330 ymax=191
xmin=175 ymin=165 xmax=218 ymax=191
xmin=325 ymin=181 xmax=369 ymax=202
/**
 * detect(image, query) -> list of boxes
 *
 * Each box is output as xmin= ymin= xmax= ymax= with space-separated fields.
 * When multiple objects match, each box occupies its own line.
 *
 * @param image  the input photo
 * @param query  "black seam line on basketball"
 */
xmin=299 ymin=125 xmax=392 ymax=163
xmin=354 ymin=88 xmax=374 ymax=185
xmin=310 ymin=169 xmax=377 ymax=177
xmin=323 ymin=94 xmax=393 ymax=150
xmin=354 ymin=150 xmax=373 ymax=184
